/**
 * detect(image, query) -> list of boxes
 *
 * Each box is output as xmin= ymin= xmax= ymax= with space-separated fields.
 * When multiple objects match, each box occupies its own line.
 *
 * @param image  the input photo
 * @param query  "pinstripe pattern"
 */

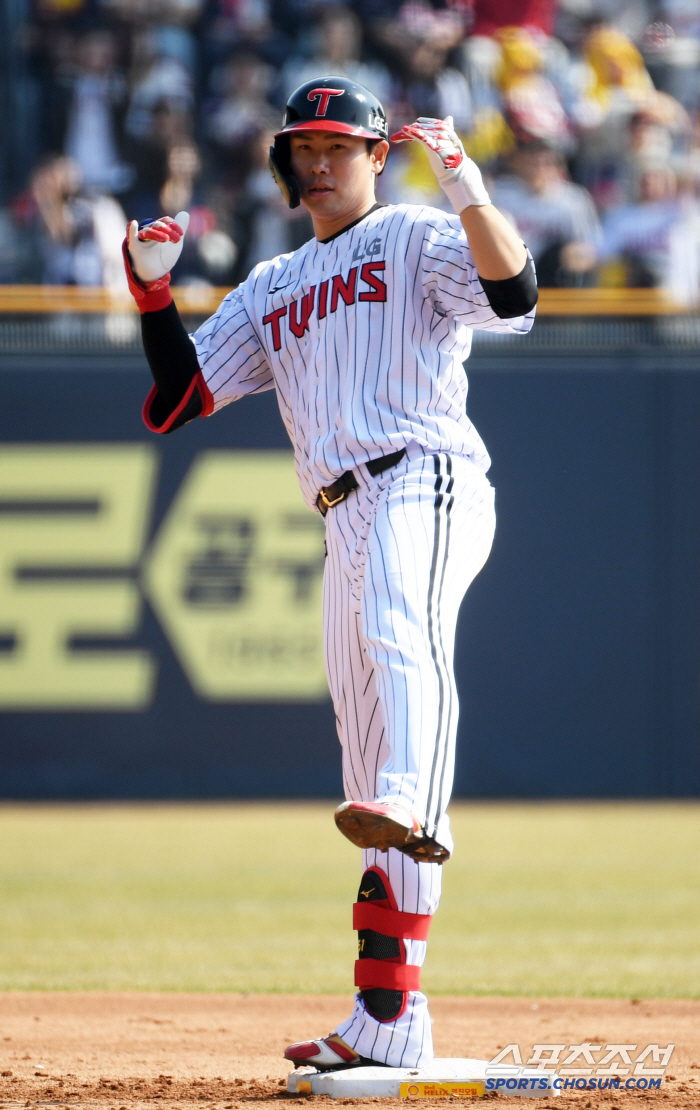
xmin=189 ymin=204 xmax=534 ymax=511
xmin=324 ymin=453 xmax=495 ymax=1066
xmin=187 ymin=201 xmax=532 ymax=1069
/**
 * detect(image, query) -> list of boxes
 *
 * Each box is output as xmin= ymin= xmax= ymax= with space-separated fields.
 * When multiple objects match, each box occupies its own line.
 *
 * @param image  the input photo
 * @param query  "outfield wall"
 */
xmin=1 ymin=334 xmax=699 ymax=798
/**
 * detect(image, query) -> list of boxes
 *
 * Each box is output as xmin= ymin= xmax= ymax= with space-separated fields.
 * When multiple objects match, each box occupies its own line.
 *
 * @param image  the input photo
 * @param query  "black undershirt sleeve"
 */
xmin=478 ymin=256 xmax=538 ymax=319
xmin=141 ymin=301 xmax=203 ymax=430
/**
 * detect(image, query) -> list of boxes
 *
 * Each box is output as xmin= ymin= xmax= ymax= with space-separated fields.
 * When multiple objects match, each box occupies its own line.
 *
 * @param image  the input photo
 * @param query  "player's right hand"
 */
xmin=127 ymin=211 xmax=190 ymax=283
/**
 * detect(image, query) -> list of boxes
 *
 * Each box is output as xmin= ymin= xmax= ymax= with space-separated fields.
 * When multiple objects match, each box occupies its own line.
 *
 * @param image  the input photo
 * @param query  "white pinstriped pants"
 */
xmin=322 ymin=451 xmax=496 ymax=1067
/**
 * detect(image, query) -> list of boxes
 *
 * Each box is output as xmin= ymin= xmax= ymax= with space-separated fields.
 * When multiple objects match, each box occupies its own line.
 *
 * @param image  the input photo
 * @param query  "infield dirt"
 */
xmin=0 ymin=994 xmax=697 ymax=1110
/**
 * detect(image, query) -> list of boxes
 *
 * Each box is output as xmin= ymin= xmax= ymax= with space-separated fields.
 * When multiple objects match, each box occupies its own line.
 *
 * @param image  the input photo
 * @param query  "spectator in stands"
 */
xmin=269 ymin=0 xmax=335 ymax=45
xmin=353 ymin=0 xmax=466 ymax=82
xmin=574 ymin=24 xmax=657 ymax=203
xmin=9 ymin=0 xmax=700 ymax=292
xmin=621 ymin=95 xmax=691 ymax=199
xmin=0 ymin=205 xmax=26 ymax=283
xmin=684 ymin=108 xmax=700 ymax=194
xmin=231 ymin=126 xmax=313 ymax=281
xmin=123 ymin=96 xmax=194 ymax=222
xmin=641 ymin=4 xmax=700 ymax=111
xmin=28 ymin=155 xmax=126 ymax=287
xmin=101 ymin=0 xmax=205 ymax=27
xmin=160 ymin=142 xmax=202 ymax=217
xmin=276 ymin=7 xmax=391 ymax=110
xmin=491 ymin=141 xmax=601 ymax=286
xmin=358 ymin=2 xmax=472 ymax=130
xmin=471 ymin=0 xmax=557 ymax=38
xmin=120 ymin=24 xmax=199 ymax=217
xmin=207 ymin=52 xmax=276 ymax=153
xmin=495 ymin=26 xmax=573 ymax=151
xmin=47 ymin=28 xmax=133 ymax=196
xmin=203 ymin=0 xmax=284 ymax=67
xmin=599 ymin=164 xmax=700 ymax=304
xmin=459 ymin=21 xmax=579 ymax=166
xmin=125 ymin=26 xmax=196 ymax=145
xmin=144 ymin=140 xmax=240 ymax=286
xmin=401 ymin=35 xmax=472 ymax=132
xmin=580 ymin=24 xmax=656 ymax=125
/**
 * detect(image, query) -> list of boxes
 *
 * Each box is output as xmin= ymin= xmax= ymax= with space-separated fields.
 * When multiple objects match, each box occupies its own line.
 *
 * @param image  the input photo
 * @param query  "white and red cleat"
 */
xmin=284 ymin=1034 xmax=361 ymax=1070
xmin=334 ymin=801 xmax=450 ymax=863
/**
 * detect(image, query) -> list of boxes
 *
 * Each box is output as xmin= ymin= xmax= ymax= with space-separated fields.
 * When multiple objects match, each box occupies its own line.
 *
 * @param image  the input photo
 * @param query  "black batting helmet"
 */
xmin=269 ymin=76 xmax=389 ymax=209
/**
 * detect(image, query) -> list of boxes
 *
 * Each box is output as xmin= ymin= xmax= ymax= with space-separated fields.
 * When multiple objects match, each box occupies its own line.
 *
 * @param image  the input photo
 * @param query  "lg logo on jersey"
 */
xmin=352 ymin=236 xmax=383 ymax=262
xmin=262 ymin=261 xmax=387 ymax=351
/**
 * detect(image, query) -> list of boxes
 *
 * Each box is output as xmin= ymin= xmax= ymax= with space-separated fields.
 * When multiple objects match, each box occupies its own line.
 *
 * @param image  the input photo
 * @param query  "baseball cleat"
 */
xmin=334 ymin=801 xmax=451 ymax=863
xmin=284 ymin=1034 xmax=362 ymax=1070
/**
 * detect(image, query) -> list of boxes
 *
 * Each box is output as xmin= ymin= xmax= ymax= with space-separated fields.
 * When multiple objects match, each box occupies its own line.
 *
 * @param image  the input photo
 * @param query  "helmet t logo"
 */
xmin=307 ymin=88 xmax=345 ymax=117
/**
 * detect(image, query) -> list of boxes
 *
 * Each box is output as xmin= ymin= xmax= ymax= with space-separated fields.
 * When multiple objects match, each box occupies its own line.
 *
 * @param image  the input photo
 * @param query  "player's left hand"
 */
xmin=390 ymin=117 xmax=490 ymax=214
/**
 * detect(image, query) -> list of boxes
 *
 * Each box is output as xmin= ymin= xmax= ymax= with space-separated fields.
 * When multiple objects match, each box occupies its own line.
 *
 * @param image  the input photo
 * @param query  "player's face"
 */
xmin=289 ymin=131 xmax=388 ymax=225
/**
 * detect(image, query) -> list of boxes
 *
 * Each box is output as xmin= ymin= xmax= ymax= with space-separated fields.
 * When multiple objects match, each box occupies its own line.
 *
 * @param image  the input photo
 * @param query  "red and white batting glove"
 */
xmin=122 ymin=211 xmax=190 ymax=314
xmin=390 ymin=116 xmax=490 ymax=214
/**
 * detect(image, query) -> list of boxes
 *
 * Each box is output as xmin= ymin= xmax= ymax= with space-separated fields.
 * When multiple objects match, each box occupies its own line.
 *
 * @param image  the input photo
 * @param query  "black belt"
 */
xmin=316 ymin=449 xmax=407 ymax=515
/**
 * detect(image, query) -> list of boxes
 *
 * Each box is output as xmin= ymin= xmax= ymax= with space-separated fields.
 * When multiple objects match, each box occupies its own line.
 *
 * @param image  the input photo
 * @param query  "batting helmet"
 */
xmin=269 ymin=76 xmax=389 ymax=209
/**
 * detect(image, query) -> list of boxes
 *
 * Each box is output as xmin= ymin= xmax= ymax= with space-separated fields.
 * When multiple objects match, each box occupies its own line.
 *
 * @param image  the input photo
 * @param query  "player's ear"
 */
xmin=371 ymin=139 xmax=390 ymax=177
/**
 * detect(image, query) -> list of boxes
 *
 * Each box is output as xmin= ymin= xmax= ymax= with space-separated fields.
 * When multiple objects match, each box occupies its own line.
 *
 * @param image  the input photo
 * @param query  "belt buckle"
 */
xmin=318 ymin=486 xmax=346 ymax=511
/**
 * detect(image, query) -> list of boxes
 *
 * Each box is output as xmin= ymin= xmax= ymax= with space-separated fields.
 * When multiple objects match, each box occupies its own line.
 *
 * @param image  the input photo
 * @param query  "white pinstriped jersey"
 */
xmin=191 ymin=203 xmax=535 ymax=509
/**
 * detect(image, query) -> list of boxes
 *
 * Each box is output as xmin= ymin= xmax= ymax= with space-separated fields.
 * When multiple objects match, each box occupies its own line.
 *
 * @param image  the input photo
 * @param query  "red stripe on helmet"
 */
xmin=276 ymin=120 xmax=381 ymax=139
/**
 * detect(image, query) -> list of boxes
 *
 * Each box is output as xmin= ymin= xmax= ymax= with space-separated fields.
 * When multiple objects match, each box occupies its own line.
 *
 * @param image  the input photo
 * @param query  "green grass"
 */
xmin=0 ymin=801 xmax=697 ymax=996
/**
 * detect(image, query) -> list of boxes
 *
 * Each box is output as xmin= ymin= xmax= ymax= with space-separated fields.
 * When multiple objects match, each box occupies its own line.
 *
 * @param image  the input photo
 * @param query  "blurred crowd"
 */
xmin=3 ymin=0 xmax=700 ymax=299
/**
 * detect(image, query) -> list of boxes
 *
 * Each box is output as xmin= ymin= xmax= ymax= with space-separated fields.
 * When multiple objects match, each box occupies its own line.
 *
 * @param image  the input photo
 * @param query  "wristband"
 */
xmin=121 ymin=236 xmax=172 ymax=314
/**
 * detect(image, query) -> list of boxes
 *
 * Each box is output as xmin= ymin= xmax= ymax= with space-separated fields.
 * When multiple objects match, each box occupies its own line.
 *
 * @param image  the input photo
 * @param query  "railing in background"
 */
xmin=0 ymin=285 xmax=698 ymax=316
xmin=1 ymin=286 xmax=699 ymax=355
xmin=0 ymin=286 xmax=225 ymax=315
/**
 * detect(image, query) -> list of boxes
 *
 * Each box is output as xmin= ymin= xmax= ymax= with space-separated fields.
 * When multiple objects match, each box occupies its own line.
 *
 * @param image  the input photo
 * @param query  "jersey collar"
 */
xmin=318 ymin=202 xmax=385 ymax=245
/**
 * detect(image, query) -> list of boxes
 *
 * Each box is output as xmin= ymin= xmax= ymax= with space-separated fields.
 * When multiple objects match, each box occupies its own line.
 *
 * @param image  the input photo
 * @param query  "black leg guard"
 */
xmin=356 ymin=868 xmax=404 ymax=1022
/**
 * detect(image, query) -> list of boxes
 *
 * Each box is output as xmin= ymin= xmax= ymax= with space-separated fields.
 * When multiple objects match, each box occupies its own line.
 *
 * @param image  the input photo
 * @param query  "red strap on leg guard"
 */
xmin=353 ymin=902 xmax=431 ymax=940
xmin=354 ymin=959 xmax=421 ymax=991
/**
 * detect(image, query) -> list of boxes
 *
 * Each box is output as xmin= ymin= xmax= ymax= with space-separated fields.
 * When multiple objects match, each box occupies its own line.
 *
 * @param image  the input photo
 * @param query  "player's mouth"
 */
xmin=307 ymin=183 xmax=334 ymax=198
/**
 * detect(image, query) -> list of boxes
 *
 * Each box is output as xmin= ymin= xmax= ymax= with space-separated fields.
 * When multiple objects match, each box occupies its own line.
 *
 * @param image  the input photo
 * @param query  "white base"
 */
xmin=287 ymin=1058 xmax=560 ymax=1098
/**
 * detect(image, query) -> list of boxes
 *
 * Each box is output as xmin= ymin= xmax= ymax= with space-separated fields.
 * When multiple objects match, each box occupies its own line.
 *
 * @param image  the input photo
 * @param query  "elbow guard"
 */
xmin=479 ymin=256 xmax=538 ymax=319
xmin=142 ymin=371 xmax=214 ymax=434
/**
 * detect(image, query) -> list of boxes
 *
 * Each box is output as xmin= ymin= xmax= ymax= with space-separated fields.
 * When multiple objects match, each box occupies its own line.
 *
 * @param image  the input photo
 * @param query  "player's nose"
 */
xmin=309 ymin=155 xmax=331 ymax=174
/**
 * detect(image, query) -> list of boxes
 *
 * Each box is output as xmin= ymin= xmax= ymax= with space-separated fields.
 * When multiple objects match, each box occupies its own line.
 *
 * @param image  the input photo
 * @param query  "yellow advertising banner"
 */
xmin=0 ymin=444 xmax=157 ymax=709
xmin=0 ymin=445 xmax=328 ymax=708
xmin=144 ymin=450 xmax=328 ymax=701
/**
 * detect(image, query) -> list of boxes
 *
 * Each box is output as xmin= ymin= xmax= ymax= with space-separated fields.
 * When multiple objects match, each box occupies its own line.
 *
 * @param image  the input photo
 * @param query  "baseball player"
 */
xmin=123 ymin=77 xmax=537 ymax=1070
